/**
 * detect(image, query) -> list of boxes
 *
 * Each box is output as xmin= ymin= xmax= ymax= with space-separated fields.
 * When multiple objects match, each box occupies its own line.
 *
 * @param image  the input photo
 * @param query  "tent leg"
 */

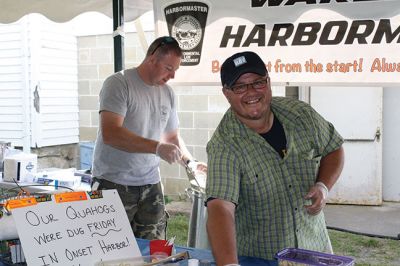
xmin=113 ymin=0 xmax=124 ymax=72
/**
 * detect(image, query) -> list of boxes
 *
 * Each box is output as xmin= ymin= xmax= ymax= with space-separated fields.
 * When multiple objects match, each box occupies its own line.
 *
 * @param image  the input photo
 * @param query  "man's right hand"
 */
xmin=156 ymin=142 xmax=182 ymax=164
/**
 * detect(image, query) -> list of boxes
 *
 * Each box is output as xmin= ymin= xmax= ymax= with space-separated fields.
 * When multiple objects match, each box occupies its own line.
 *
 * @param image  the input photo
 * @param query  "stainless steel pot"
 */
xmin=185 ymin=165 xmax=210 ymax=249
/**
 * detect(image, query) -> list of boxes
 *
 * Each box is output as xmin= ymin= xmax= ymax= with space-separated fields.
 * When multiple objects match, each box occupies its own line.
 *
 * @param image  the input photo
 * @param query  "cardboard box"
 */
xmin=3 ymin=153 xmax=37 ymax=182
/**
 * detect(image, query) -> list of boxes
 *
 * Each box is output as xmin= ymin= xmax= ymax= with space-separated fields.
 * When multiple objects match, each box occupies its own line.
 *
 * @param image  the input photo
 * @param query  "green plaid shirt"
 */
xmin=206 ymin=97 xmax=344 ymax=260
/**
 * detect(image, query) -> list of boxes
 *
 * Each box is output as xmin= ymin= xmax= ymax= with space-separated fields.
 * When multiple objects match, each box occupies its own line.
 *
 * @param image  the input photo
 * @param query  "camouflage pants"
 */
xmin=91 ymin=177 xmax=169 ymax=240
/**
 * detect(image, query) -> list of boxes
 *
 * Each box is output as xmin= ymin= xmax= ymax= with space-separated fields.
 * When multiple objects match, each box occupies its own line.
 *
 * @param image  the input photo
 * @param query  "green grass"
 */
xmin=167 ymin=214 xmax=400 ymax=265
xmin=167 ymin=214 xmax=190 ymax=246
xmin=328 ymin=229 xmax=400 ymax=265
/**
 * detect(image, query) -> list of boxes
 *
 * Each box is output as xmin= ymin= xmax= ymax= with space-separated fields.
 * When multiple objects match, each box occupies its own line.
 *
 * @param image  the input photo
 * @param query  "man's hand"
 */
xmin=304 ymin=182 xmax=329 ymax=215
xmin=156 ymin=142 xmax=182 ymax=164
xmin=187 ymin=160 xmax=208 ymax=174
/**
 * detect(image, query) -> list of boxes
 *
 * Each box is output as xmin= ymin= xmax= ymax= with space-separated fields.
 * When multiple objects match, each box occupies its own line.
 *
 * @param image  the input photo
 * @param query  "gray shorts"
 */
xmin=91 ymin=177 xmax=169 ymax=240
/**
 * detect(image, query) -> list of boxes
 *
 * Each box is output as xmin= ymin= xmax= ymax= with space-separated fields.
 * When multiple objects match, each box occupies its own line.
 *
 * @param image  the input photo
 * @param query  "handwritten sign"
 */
xmin=11 ymin=190 xmax=142 ymax=266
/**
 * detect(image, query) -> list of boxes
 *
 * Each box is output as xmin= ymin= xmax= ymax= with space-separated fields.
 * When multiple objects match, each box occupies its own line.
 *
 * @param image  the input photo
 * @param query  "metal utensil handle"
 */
xmin=183 ymin=161 xmax=205 ymax=194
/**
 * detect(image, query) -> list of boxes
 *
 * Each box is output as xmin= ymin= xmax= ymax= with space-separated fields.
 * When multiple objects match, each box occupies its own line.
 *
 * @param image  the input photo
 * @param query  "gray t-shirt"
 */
xmin=92 ymin=68 xmax=179 ymax=186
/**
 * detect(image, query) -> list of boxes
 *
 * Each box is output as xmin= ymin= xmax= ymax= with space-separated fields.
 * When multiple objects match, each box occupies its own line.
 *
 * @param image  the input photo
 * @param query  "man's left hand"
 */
xmin=304 ymin=182 xmax=328 ymax=215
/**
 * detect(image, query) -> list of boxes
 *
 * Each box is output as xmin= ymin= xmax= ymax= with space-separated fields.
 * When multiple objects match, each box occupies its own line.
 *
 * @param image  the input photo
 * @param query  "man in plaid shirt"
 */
xmin=205 ymin=51 xmax=344 ymax=265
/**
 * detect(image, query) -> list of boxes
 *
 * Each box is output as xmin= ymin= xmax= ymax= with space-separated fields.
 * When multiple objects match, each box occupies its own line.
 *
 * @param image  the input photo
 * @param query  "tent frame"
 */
xmin=113 ymin=0 xmax=125 ymax=72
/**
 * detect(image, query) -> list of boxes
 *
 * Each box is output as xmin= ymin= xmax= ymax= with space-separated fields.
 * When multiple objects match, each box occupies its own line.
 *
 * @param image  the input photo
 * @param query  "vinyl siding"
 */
xmin=0 ymin=23 xmax=25 ymax=146
xmin=0 ymin=15 xmax=79 ymax=148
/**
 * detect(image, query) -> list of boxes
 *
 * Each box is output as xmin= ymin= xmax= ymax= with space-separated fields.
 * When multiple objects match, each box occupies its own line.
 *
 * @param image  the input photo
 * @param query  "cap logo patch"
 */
xmin=233 ymin=56 xmax=247 ymax=67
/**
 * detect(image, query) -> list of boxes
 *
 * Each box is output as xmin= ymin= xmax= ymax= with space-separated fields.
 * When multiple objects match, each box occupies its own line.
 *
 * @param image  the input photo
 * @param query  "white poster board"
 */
xmin=11 ymin=190 xmax=141 ymax=266
xmin=154 ymin=0 xmax=400 ymax=85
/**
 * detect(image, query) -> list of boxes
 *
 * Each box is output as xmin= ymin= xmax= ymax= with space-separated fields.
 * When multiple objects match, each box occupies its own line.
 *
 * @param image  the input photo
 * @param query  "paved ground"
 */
xmin=324 ymin=201 xmax=400 ymax=239
xmin=166 ymin=200 xmax=192 ymax=216
xmin=166 ymin=201 xmax=400 ymax=240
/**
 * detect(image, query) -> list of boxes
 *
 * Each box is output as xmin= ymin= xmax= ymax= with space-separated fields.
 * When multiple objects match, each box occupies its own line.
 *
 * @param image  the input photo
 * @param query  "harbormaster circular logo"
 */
xmin=164 ymin=1 xmax=209 ymax=66
xmin=172 ymin=15 xmax=202 ymax=50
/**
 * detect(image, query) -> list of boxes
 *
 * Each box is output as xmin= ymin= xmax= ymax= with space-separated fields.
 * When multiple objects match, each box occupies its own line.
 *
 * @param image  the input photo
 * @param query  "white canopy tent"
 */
xmin=0 ymin=0 xmax=153 ymax=71
xmin=0 ymin=0 xmax=152 ymax=23
xmin=2 ymin=0 xmax=399 ymax=82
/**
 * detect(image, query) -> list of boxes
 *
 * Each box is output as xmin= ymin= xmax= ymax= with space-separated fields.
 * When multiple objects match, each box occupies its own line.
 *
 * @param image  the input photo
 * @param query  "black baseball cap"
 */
xmin=220 ymin=51 xmax=267 ymax=87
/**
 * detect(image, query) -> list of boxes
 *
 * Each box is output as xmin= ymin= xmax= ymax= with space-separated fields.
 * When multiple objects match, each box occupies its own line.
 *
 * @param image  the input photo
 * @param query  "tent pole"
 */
xmin=113 ymin=0 xmax=125 ymax=72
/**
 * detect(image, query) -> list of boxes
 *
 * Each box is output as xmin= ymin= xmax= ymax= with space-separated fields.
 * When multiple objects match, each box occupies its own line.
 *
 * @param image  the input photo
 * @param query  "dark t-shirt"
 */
xmin=259 ymin=116 xmax=287 ymax=158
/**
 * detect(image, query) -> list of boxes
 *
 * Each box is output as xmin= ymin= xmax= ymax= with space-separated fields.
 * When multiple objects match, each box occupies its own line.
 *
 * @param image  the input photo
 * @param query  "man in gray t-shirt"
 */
xmin=92 ymin=36 xmax=206 ymax=240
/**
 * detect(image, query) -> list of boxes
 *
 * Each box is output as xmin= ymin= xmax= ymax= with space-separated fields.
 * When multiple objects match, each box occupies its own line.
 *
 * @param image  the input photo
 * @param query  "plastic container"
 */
xmin=79 ymin=141 xmax=95 ymax=170
xmin=276 ymin=248 xmax=354 ymax=266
